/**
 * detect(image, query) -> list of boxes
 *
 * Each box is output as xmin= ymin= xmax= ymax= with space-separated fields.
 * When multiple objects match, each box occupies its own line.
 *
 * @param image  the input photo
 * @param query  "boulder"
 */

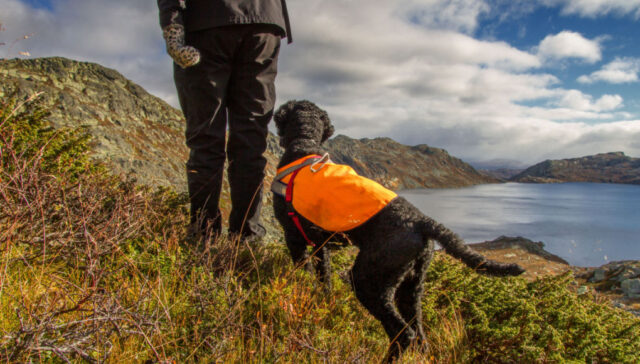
xmin=621 ymin=279 xmax=640 ymax=299
xmin=589 ymin=268 xmax=606 ymax=283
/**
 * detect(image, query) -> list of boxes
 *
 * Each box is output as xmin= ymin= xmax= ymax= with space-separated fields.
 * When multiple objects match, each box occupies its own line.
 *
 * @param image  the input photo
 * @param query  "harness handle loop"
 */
xmin=310 ymin=153 xmax=331 ymax=173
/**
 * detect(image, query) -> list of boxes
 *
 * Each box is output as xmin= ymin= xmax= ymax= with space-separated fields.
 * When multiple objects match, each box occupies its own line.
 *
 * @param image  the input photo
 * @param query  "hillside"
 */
xmin=326 ymin=135 xmax=498 ymax=189
xmin=0 ymin=57 xmax=493 ymax=193
xmin=511 ymin=152 xmax=640 ymax=185
xmin=2 ymin=60 xmax=640 ymax=363
xmin=0 ymin=57 xmax=190 ymax=189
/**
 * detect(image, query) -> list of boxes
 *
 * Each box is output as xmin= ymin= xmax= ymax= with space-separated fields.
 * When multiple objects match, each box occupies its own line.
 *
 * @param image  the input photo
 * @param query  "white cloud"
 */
xmin=2 ymin=0 xmax=639 ymax=165
xmin=402 ymin=0 xmax=490 ymax=34
xmin=578 ymin=57 xmax=640 ymax=84
xmin=555 ymin=90 xmax=623 ymax=111
xmin=544 ymin=0 xmax=640 ymax=18
xmin=537 ymin=31 xmax=601 ymax=63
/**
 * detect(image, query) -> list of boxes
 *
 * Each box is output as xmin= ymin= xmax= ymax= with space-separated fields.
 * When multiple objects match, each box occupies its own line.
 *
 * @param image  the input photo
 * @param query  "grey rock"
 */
xmin=621 ymin=279 xmax=640 ymax=299
xmin=589 ymin=268 xmax=607 ymax=283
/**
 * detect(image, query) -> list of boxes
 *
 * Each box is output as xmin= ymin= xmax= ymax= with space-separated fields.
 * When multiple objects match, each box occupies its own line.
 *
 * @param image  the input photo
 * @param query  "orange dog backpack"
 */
xmin=272 ymin=154 xmax=397 ymax=238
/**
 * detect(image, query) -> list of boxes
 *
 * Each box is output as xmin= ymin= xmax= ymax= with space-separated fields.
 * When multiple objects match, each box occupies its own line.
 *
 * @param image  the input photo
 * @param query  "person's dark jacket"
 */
xmin=157 ymin=0 xmax=292 ymax=43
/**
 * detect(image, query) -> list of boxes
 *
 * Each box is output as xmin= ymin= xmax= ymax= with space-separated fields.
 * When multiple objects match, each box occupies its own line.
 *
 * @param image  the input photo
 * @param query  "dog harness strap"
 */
xmin=274 ymin=156 xmax=322 ymax=182
xmin=272 ymin=155 xmax=322 ymax=197
xmin=285 ymin=168 xmax=316 ymax=247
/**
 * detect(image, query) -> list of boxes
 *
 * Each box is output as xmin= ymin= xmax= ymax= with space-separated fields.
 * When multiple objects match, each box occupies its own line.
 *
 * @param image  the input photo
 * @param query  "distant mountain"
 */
xmin=469 ymin=158 xmax=529 ymax=171
xmin=478 ymin=168 xmax=524 ymax=181
xmin=511 ymin=152 xmax=640 ymax=185
xmin=325 ymin=135 xmax=498 ymax=189
xmin=469 ymin=158 xmax=527 ymax=181
xmin=1 ymin=56 xmax=494 ymax=192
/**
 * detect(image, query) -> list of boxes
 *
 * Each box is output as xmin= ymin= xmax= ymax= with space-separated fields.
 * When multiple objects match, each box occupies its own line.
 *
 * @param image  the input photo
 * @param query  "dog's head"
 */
xmin=274 ymin=100 xmax=334 ymax=148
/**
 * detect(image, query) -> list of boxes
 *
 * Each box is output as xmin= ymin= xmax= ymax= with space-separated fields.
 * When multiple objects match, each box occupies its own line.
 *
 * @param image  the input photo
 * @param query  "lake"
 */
xmin=400 ymin=183 xmax=640 ymax=267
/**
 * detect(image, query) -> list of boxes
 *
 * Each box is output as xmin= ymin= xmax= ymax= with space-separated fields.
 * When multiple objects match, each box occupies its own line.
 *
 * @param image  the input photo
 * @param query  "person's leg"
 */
xmin=226 ymin=25 xmax=281 ymax=240
xmin=174 ymin=28 xmax=237 ymax=238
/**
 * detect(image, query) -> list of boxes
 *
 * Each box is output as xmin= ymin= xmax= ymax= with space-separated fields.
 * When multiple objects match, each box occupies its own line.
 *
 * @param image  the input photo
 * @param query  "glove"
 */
xmin=162 ymin=10 xmax=201 ymax=68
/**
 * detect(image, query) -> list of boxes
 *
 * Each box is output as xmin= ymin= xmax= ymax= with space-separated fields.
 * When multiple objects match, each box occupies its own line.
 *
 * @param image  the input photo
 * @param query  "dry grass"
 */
xmin=0 ymin=94 xmax=438 ymax=363
xmin=2 ymin=94 xmax=639 ymax=363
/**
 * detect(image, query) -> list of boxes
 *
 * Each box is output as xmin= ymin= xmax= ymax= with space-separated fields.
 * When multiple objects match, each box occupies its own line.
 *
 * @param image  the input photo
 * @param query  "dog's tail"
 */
xmin=419 ymin=217 xmax=525 ymax=276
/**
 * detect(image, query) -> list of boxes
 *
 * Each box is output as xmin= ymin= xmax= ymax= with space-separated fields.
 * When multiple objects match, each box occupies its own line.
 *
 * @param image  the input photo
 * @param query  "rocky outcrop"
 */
xmin=576 ymin=261 xmax=640 ymax=299
xmin=470 ymin=236 xmax=569 ymax=265
xmin=511 ymin=152 xmax=640 ymax=185
xmin=325 ymin=135 xmax=498 ymax=189
xmin=1 ymin=57 xmax=189 ymax=190
xmin=469 ymin=236 xmax=571 ymax=281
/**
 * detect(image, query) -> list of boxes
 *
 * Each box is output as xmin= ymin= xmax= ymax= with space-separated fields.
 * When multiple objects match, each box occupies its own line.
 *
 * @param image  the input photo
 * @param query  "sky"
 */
xmin=2 ymin=0 xmax=640 ymax=167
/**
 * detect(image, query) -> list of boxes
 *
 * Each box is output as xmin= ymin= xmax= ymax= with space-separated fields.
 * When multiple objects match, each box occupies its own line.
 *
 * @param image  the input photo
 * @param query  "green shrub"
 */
xmin=1 ymin=93 xmax=95 ymax=180
xmin=423 ymin=254 xmax=640 ymax=363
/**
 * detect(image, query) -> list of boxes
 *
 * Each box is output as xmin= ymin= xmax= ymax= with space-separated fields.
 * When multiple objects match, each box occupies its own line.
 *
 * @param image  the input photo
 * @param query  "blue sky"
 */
xmin=20 ymin=0 xmax=52 ymax=10
xmin=476 ymin=3 xmax=640 ymax=118
xmin=2 ymin=0 xmax=640 ymax=166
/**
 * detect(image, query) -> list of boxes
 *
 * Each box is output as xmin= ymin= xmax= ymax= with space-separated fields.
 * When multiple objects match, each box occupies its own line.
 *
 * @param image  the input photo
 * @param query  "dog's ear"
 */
xmin=321 ymin=113 xmax=334 ymax=144
xmin=274 ymin=100 xmax=297 ymax=137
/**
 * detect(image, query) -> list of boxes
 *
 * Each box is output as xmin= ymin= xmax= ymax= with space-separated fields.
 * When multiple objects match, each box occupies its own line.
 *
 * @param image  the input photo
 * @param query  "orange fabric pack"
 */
xmin=274 ymin=155 xmax=398 ymax=232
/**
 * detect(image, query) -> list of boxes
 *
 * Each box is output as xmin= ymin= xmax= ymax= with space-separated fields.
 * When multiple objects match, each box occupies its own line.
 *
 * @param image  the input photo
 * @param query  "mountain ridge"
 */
xmin=511 ymin=152 xmax=640 ymax=185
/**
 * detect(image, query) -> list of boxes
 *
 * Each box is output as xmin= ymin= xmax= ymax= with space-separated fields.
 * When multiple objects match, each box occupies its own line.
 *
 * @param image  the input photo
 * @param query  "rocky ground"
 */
xmin=470 ymin=236 xmax=640 ymax=316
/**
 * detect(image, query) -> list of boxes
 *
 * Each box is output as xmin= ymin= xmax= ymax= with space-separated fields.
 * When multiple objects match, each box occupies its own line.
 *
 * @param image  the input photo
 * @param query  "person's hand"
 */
xmin=162 ymin=11 xmax=201 ymax=68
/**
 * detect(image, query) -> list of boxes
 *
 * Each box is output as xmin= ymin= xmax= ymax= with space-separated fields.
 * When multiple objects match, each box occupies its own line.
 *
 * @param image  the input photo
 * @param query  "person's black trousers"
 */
xmin=173 ymin=24 xmax=281 ymax=239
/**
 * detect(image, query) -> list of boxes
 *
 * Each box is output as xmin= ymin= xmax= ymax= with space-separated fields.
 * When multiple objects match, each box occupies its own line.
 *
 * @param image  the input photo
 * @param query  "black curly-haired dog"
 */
xmin=272 ymin=100 xmax=524 ymax=361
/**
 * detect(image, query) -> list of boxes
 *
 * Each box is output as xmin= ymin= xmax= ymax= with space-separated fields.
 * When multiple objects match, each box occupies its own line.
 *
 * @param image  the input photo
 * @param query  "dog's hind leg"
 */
xmin=395 ymin=245 xmax=433 ymax=351
xmin=350 ymin=250 xmax=417 ymax=362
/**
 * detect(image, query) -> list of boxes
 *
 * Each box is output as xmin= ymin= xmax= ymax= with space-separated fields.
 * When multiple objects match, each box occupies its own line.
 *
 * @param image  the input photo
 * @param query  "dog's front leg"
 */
xmin=312 ymin=245 xmax=332 ymax=292
xmin=284 ymin=229 xmax=313 ymax=273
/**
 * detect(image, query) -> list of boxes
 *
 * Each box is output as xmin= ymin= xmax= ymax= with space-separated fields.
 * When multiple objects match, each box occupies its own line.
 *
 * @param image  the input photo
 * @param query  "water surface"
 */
xmin=400 ymin=183 xmax=640 ymax=267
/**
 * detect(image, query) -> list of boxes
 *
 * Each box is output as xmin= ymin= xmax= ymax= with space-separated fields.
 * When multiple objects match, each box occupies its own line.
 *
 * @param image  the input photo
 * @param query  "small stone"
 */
xmin=589 ymin=268 xmax=606 ymax=283
xmin=503 ymin=253 xmax=516 ymax=258
xmin=613 ymin=302 xmax=626 ymax=309
xmin=577 ymin=286 xmax=589 ymax=295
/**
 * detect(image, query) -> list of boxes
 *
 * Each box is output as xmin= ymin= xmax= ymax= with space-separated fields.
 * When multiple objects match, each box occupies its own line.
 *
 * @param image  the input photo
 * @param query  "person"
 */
xmin=157 ymin=0 xmax=292 ymax=243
